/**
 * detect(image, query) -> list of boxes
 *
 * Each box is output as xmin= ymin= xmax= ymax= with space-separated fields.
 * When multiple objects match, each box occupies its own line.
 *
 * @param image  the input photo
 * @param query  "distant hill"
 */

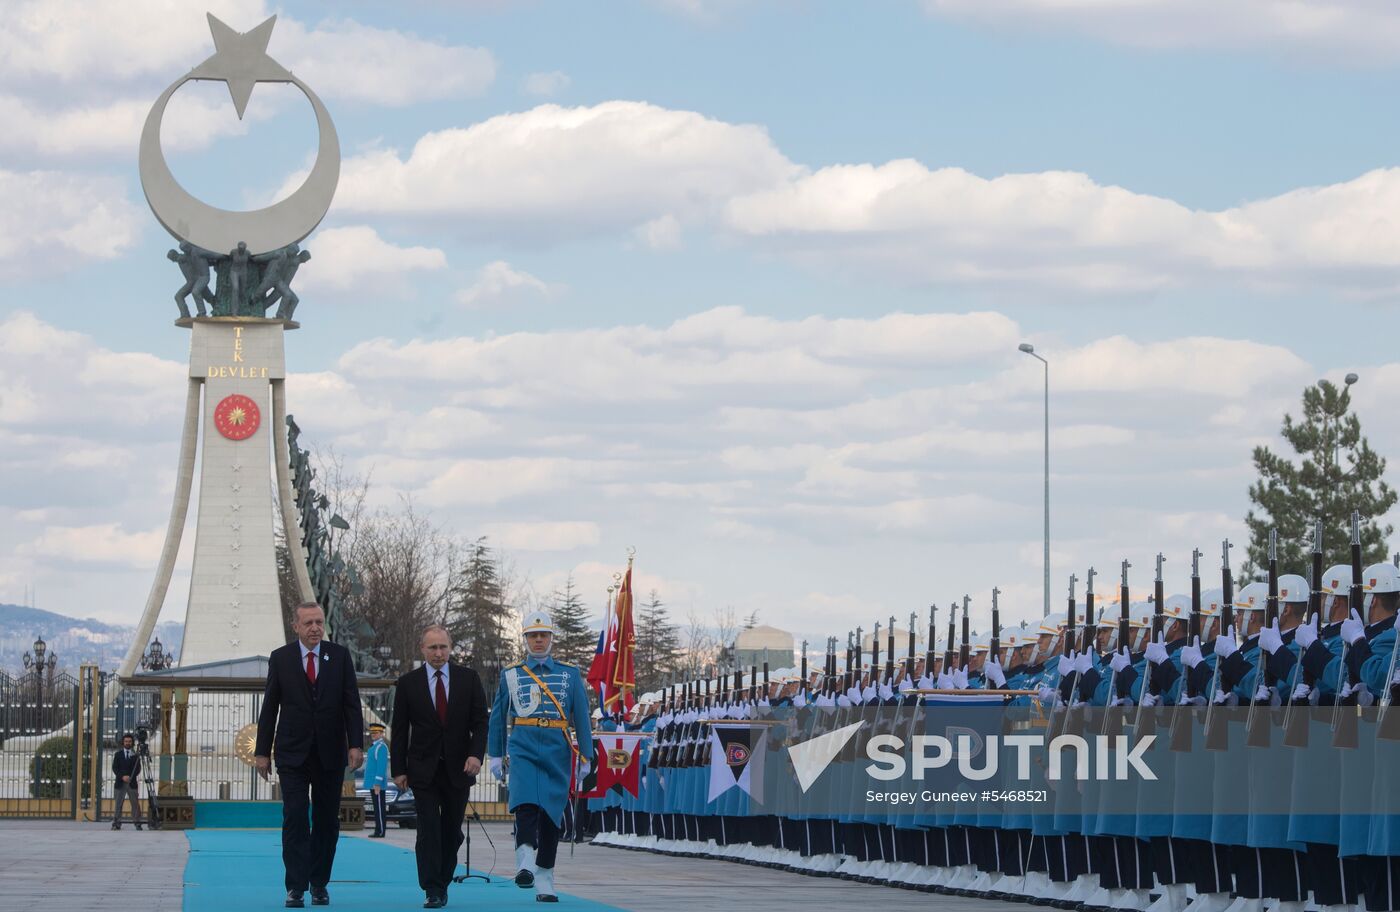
xmin=0 ymin=603 xmax=183 ymax=675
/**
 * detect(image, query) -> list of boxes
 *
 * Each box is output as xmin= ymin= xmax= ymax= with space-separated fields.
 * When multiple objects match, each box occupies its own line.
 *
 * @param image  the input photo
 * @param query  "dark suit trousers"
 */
xmin=279 ymin=749 xmax=344 ymax=892
xmin=413 ymin=764 xmax=468 ymax=895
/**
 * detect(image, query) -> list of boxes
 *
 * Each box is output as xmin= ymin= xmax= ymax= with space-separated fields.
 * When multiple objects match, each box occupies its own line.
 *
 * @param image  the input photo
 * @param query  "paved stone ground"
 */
xmin=0 ymin=819 xmax=188 ymax=910
xmin=354 ymin=822 xmax=1031 ymax=911
xmin=0 ymin=819 xmax=1030 ymax=911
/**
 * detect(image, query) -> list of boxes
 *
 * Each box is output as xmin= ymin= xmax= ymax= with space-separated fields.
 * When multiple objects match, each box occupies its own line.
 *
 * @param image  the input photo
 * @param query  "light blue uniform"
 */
xmin=488 ymin=656 xmax=595 ymax=826
xmin=362 ymin=738 xmax=389 ymax=789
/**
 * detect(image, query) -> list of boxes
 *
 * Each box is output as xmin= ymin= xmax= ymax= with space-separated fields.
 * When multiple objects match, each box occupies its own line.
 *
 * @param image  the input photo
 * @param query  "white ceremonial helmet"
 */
xmin=1233 ymin=581 xmax=1269 ymax=613
xmin=1363 ymin=562 xmax=1400 ymax=594
xmin=521 ymin=610 xmax=554 ymax=635
xmin=1321 ymin=565 xmax=1353 ymax=595
xmin=1039 ymin=612 xmax=1068 ymax=636
xmin=1162 ymin=595 xmax=1191 ymax=621
xmin=1199 ymin=588 xmax=1223 ymax=616
xmin=1277 ymin=574 xmax=1310 ymax=605
xmin=1363 ymin=562 xmax=1400 ymax=620
xmin=971 ymin=631 xmax=991 ymax=655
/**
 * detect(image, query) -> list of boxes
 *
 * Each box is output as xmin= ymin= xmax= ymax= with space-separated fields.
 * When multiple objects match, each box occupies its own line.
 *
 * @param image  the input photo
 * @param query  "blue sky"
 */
xmin=4 ymin=0 xmax=1400 ymax=655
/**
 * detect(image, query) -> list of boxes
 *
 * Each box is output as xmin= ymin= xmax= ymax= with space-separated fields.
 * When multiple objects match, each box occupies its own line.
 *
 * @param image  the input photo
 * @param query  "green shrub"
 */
xmin=31 ymin=735 xmax=74 ymax=799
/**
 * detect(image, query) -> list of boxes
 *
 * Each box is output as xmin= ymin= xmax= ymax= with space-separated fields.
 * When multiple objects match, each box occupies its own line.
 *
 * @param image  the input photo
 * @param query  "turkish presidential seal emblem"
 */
xmin=213 ymin=394 xmax=261 ymax=440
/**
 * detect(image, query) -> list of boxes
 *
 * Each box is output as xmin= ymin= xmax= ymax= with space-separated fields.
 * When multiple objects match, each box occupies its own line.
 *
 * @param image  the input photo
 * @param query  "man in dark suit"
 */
xmin=111 ymin=732 xmax=143 ymax=830
xmin=391 ymin=624 xmax=489 ymax=909
xmin=256 ymin=601 xmax=365 ymax=908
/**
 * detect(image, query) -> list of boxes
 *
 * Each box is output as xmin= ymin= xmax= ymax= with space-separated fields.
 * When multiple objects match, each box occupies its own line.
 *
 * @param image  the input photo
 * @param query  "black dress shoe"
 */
xmin=310 ymin=886 xmax=329 ymax=905
xmin=286 ymin=891 xmax=305 ymax=908
xmin=423 ymin=895 xmax=445 ymax=909
xmin=515 ymin=869 xmax=535 ymax=888
xmin=536 ymin=895 xmax=559 ymax=904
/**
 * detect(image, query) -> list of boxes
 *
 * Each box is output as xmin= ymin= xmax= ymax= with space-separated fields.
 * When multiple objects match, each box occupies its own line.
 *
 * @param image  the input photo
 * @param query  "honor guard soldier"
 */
xmin=364 ymin=723 xmax=389 ymax=837
xmin=488 ymin=611 xmax=595 ymax=903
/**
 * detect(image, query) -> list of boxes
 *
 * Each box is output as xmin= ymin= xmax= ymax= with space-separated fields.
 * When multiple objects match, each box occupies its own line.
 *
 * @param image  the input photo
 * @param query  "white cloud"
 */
xmin=295 ymin=225 xmax=447 ymax=294
xmin=0 ymin=170 xmax=142 ymax=277
xmin=23 ymin=523 xmax=164 ymax=566
xmin=0 ymin=3 xmax=495 ymax=160
xmin=456 ymin=261 xmax=558 ymax=309
xmin=925 ymin=0 xmax=1400 ymax=64
xmin=327 ymin=101 xmax=797 ymax=242
xmin=8 ymin=311 xmax=1394 ymax=642
xmin=275 ymin=18 xmax=496 ymax=106
xmin=522 ymin=70 xmax=570 ymax=97
xmin=725 ymin=162 xmax=1400 ymax=295
xmin=480 ymin=521 xmax=601 ymax=551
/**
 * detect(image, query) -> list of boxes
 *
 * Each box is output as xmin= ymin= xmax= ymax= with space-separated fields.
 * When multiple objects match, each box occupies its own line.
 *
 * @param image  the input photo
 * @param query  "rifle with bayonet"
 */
xmin=1204 ymin=539 xmax=1235 ymax=751
xmin=1170 ymin=548 xmax=1203 ymax=751
xmin=1246 ymin=530 xmax=1280 ymax=747
xmin=1284 ymin=520 xmax=1322 ymax=747
xmin=1103 ymin=559 xmax=1133 ymax=737
xmin=1332 ymin=511 xmax=1364 ymax=749
xmin=1136 ymin=553 xmax=1166 ymax=734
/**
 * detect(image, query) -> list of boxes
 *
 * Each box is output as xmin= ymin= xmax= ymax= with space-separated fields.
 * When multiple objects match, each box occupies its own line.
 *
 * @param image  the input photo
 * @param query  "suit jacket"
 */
xmin=112 ymin=748 xmax=141 ymax=787
xmin=255 ymin=640 xmax=365 ymax=770
xmin=390 ymin=663 xmax=489 ymax=791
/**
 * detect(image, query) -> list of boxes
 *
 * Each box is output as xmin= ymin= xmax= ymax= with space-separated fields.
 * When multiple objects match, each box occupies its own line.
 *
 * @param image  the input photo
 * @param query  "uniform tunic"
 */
xmin=488 ymin=656 xmax=595 ymax=827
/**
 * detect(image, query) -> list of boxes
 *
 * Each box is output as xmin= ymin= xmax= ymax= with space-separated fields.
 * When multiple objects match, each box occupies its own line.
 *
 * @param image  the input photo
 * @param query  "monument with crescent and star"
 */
xmin=118 ymin=13 xmax=336 ymax=678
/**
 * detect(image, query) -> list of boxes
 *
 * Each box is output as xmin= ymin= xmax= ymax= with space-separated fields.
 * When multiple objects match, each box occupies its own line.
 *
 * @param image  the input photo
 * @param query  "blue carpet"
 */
xmin=192 ymin=800 xmax=282 ymax=828
xmin=184 ymin=831 xmax=625 ymax=911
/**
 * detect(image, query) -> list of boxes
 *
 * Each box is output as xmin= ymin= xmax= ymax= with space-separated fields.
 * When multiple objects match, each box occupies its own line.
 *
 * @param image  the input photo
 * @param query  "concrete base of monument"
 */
xmin=175 ymin=315 xmax=300 ymax=330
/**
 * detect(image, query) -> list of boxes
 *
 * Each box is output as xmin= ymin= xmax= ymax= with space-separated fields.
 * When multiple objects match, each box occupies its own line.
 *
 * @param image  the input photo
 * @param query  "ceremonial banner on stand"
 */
xmin=580 ymin=731 xmax=649 ymax=799
xmin=708 ymin=723 xmax=768 ymax=804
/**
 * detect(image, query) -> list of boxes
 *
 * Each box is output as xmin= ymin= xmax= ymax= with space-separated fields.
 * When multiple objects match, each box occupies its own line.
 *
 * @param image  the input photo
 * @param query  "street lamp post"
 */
xmin=1019 ymin=343 xmax=1050 ymax=617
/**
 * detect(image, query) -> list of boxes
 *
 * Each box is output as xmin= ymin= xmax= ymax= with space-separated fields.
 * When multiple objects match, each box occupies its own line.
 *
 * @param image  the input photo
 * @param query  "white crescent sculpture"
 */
xmin=138 ymin=14 xmax=339 ymax=257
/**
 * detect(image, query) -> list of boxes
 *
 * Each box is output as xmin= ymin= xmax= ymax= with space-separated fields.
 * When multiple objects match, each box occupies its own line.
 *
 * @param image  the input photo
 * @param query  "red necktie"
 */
xmin=435 ymin=670 xmax=448 ymax=724
xmin=305 ymin=650 xmax=317 ymax=685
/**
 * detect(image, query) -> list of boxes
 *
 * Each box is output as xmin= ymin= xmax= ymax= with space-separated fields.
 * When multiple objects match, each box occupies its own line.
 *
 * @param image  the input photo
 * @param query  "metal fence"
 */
xmin=0 ymin=669 xmax=81 ymax=818
xmin=1 ymin=669 xmax=511 ymax=820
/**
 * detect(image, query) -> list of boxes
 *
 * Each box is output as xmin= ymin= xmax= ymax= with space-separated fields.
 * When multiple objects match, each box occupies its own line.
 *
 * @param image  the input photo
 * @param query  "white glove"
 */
xmin=985 ymin=657 xmax=1007 ymax=687
xmin=1392 ymin=666 xmax=1400 ymax=687
xmin=952 ymin=667 xmax=969 ymax=689
xmin=792 ymin=692 xmax=807 ymax=708
xmin=489 ymin=757 xmax=504 ymax=779
xmin=836 ymin=694 xmax=852 ymax=708
xmin=936 ymin=670 xmax=953 ymax=689
xmin=1111 ymin=696 xmax=1132 ymax=707
xmin=1110 ymin=648 xmax=1132 ymax=674
xmin=1214 ymin=627 xmax=1238 ymax=660
xmin=1291 ymin=682 xmax=1312 ymax=702
xmin=861 ymin=684 xmax=877 ymax=702
xmin=1258 ymin=619 xmax=1283 ymax=656
xmin=1145 ymin=637 xmax=1168 ymax=666
xmin=1341 ymin=609 xmax=1366 ymax=645
xmin=878 ymin=681 xmax=894 ymax=701
xmin=1212 ymin=689 xmax=1232 ymax=705
xmin=1181 ymin=637 xmax=1203 ymax=669
xmin=917 ymin=673 xmax=933 ymax=690
xmin=1073 ymin=651 xmax=1093 ymax=675
xmin=1058 ymin=652 xmax=1075 ymax=677
xmin=1141 ymin=692 xmax=1158 ymax=707
xmin=846 ymin=685 xmax=862 ymax=704
xmin=898 ymin=677 xmax=916 ymax=694
xmin=1294 ymin=616 xmax=1319 ymax=651
xmin=577 ymin=757 xmax=591 ymax=779
xmin=1037 ymin=685 xmax=1058 ymax=704
xmin=1253 ymin=683 xmax=1272 ymax=704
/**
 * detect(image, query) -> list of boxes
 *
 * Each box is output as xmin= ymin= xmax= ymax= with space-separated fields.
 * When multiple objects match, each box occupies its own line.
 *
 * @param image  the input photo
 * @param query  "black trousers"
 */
xmin=369 ymin=788 xmax=387 ymax=836
xmin=413 ymin=765 xmax=468 ymax=896
xmin=516 ymin=803 xmax=562 ymax=869
xmin=278 ymin=751 xmax=344 ymax=893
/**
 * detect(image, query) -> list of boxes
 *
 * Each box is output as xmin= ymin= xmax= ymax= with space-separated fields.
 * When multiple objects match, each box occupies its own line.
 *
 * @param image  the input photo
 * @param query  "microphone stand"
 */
xmin=453 ymin=798 xmax=494 ymax=884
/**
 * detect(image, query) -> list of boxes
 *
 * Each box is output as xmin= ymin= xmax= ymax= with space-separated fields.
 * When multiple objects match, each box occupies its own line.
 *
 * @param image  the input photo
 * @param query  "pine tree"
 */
xmin=549 ymin=574 xmax=596 ymax=668
xmin=635 ymin=589 xmax=681 ymax=693
xmin=447 ymin=537 xmax=517 ymax=697
xmin=1244 ymin=379 xmax=1396 ymax=576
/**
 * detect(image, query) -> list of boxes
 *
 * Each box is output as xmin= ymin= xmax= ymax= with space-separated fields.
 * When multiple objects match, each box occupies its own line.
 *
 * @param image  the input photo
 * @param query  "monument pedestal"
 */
xmin=180 ymin=318 xmax=289 ymax=666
